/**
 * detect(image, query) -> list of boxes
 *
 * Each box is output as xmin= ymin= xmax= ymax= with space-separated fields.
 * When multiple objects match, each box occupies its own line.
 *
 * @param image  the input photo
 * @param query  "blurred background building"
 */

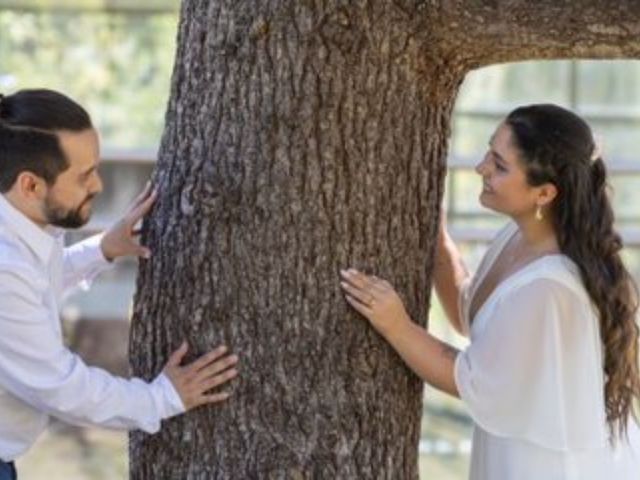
xmin=1 ymin=1 xmax=640 ymax=479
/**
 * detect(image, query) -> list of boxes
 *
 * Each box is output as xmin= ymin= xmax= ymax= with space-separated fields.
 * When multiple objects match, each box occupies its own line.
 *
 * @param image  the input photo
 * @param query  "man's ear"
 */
xmin=15 ymin=171 xmax=47 ymax=201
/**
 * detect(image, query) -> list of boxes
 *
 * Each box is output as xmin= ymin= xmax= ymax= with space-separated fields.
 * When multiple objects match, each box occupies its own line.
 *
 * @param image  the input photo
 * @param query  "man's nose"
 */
xmin=92 ymin=173 xmax=103 ymax=195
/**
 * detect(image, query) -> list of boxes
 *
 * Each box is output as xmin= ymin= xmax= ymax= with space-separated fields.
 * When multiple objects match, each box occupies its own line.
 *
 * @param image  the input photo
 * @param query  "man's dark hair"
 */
xmin=0 ymin=89 xmax=93 ymax=192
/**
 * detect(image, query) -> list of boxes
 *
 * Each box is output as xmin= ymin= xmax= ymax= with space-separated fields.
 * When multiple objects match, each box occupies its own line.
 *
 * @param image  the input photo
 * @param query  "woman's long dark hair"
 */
xmin=506 ymin=104 xmax=640 ymax=442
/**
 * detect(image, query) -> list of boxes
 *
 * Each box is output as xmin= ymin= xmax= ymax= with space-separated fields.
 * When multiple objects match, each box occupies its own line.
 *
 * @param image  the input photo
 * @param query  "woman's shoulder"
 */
xmin=510 ymin=255 xmax=590 ymax=304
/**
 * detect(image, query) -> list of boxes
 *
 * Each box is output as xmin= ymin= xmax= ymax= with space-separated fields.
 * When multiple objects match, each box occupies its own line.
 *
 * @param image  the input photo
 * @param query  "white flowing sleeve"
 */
xmin=454 ymin=275 xmax=608 ymax=451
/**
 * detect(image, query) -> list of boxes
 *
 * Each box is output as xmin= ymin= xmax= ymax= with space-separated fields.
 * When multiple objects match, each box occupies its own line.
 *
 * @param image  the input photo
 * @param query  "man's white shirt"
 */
xmin=0 ymin=194 xmax=184 ymax=461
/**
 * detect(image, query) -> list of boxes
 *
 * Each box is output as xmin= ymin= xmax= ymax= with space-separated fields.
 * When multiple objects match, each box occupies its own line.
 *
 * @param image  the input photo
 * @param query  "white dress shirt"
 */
xmin=454 ymin=221 xmax=640 ymax=480
xmin=0 ymin=194 xmax=184 ymax=461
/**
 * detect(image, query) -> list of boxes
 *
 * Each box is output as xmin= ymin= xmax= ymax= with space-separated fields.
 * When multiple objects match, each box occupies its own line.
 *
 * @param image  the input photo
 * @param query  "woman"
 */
xmin=340 ymin=104 xmax=640 ymax=479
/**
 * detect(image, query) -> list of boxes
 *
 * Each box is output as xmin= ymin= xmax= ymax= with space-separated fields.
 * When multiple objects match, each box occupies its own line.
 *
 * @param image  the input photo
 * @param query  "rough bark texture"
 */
xmin=129 ymin=1 xmax=640 ymax=479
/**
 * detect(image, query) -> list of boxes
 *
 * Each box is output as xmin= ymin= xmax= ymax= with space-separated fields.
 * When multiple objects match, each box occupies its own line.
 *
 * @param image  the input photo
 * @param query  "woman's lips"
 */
xmin=482 ymin=183 xmax=493 ymax=193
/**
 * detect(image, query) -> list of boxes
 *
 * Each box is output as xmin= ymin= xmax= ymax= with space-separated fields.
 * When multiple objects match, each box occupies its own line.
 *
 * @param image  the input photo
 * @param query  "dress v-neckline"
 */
xmin=467 ymin=223 xmax=564 ymax=325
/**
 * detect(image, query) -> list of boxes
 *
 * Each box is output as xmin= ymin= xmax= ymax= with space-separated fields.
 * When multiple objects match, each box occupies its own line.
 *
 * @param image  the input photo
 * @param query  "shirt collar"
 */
xmin=0 ymin=193 xmax=58 ymax=265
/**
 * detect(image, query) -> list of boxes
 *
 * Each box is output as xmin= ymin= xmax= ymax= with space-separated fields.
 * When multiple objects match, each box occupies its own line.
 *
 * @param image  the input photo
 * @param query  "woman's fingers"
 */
xmin=369 ymin=277 xmax=390 ymax=293
xmin=340 ymin=269 xmax=391 ymax=300
xmin=341 ymin=268 xmax=388 ymax=291
xmin=345 ymin=294 xmax=374 ymax=317
xmin=340 ymin=268 xmax=370 ymax=288
xmin=340 ymin=280 xmax=373 ymax=305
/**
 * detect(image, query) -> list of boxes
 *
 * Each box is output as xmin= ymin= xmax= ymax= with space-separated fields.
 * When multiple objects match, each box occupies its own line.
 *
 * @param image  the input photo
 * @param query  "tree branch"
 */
xmin=433 ymin=0 xmax=640 ymax=69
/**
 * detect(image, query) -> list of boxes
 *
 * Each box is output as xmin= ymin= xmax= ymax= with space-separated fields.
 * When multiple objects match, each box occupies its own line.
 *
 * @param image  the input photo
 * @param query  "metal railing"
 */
xmin=87 ymin=150 xmax=640 ymax=246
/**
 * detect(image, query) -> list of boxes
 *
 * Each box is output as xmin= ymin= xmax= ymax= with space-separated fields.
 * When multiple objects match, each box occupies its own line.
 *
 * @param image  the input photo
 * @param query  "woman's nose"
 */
xmin=475 ymin=158 xmax=487 ymax=175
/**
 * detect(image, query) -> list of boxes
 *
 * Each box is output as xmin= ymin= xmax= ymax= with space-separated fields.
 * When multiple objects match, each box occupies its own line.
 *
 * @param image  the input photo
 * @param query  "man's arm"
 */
xmin=0 ymin=266 xmax=180 ymax=432
xmin=0 ymin=266 xmax=239 ymax=431
xmin=62 ymin=233 xmax=111 ymax=292
xmin=62 ymin=184 xmax=157 ymax=291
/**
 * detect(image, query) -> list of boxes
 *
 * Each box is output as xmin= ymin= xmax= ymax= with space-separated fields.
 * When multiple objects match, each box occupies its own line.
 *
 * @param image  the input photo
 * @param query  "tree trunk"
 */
xmin=129 ymin=1 xmax=640 ymax=479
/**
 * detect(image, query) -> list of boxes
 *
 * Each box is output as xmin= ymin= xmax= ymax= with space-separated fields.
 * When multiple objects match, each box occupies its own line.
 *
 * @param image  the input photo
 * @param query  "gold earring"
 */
xmin=535 ymin=205 xmax=543 ymax=221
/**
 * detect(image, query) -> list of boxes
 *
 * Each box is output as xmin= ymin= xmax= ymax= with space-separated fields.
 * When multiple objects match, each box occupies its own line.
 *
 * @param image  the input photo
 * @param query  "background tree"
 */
xmin=129 ymin=1 xmax=640 ymax=478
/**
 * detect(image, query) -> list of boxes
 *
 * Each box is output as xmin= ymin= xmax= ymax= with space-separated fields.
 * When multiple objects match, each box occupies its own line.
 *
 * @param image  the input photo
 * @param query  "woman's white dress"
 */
xmin=453 ymin=221 xmax=640 ymax=480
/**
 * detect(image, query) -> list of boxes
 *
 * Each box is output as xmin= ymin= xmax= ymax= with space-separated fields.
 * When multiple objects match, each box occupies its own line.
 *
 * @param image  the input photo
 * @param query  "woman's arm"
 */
xmin=340 ymin=269 xmax=459 ymax=397
xmin=433 ymin=217 xmax=471 ymax=335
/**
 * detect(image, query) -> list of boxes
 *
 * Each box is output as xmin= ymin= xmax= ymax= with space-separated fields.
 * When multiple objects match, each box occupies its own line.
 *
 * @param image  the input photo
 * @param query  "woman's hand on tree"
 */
xmin=163 ymin=342 xmax=239 ymax=410
xmin=340 ymin=268 xmax=412 ymax=337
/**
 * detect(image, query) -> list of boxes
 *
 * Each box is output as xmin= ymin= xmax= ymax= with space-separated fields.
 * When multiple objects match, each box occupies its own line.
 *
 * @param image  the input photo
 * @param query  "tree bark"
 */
xmin=433 ymin=0 xmax=640 ymax=68
xmin=129 ymin=1 xmax=640 ymax=479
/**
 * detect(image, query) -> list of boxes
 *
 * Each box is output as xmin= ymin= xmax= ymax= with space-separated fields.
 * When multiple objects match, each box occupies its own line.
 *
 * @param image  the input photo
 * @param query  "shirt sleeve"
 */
xmin=0 ymin=266 xmax=185 ymax=433
xmin=454 ymin=275 xmax=608 ymax=451
xmin=62 ymin=234 xmax=112 ymax=292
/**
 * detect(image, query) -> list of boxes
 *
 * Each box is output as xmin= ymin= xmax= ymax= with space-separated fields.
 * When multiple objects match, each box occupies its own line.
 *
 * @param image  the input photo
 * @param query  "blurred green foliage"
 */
xmin=0 ymin=0 xmax=177 ymax=13
xmin=0 ymin=8 xmax=178 ymax=148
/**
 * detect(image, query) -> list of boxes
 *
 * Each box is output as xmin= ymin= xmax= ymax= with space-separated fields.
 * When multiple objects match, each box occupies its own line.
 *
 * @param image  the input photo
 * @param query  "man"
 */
xmin=0 ymin=89 xmax=239 ymax=479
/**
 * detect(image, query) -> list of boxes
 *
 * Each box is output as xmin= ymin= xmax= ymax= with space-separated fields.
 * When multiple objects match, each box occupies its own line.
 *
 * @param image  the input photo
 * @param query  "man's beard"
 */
xmin=43 ymin=194 xmax=94 ymax=229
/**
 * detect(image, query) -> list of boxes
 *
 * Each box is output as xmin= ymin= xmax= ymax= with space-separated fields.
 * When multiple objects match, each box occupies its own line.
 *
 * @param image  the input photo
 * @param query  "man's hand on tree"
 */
xmin=100 ymin=182 xmax=157 ymax=261
xmin=163 ymin=342 xmax=239 ymax=410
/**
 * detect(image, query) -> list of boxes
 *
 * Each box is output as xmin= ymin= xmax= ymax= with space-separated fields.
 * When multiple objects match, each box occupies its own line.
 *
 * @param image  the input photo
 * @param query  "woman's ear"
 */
xmin=538 ymin=182 xmax=558 ymax=207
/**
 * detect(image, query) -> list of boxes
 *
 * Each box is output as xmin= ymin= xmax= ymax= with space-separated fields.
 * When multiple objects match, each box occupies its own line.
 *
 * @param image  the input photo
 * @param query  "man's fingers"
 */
xmin=186 ymin=345 xmax=229 ymax=373
xmin=196 ymin=354 xmax=239 ymax=379
xmin=201 ymin=367 xmax=238 ymax=391
xmin=128 ymin=189 xmax=157 ymax=225
xmin=167 ymin=341 xmax=188 ymax=367
xmin=201 ymin=391 xmax=232 ymax=405
xmin=132 ymin=181 xmax=153 ymax=208
xmin=114 ymin=238 xmax=151 ymax=259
